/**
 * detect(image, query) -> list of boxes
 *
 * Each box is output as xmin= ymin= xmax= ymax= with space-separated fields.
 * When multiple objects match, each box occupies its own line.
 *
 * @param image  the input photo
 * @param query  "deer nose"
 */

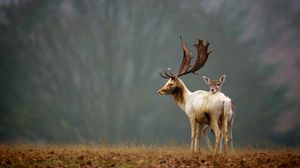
xmin=210 ymin=88 xmax=215 ymax=92
xmin=157 ymin=90 xmax=161 ymax=94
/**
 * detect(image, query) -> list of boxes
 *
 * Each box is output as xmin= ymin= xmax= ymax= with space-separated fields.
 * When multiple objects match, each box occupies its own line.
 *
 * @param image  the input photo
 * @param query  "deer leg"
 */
xmin=228 ymin=119 xmax=234 ymax=152
xmin=195 ymin=123 xmax=202 ymax=151
xmin=222 ymin=118 xmax=228 ymax=154
xmin=211 ymin=121 xmax=221 ymax=154
xmin=219 ymin=132 xmax=223 ymax=153
xmin=202 ymin=125 xmax=213 ymax=151
xmin=189 ymin=118 xmax=196 ymax=152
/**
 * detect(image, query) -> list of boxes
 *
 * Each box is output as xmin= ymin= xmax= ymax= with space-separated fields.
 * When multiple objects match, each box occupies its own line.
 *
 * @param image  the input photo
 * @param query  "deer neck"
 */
xmin=172 ymin=79 xmax=191 ymax=111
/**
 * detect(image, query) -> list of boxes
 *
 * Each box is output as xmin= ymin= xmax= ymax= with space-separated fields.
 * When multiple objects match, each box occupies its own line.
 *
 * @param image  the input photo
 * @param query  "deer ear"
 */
xmin=203 ymin=76 xmax=211 ymax=85
xmin=219 ymin=75 xmax=226 ymax=83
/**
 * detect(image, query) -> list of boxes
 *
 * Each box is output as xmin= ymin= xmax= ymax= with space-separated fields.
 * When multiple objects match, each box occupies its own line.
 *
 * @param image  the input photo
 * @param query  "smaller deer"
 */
xmin=202 ymin=75 xmax=235 ymax=152
xmin=203 ymin=75 xmax=226 ymax=94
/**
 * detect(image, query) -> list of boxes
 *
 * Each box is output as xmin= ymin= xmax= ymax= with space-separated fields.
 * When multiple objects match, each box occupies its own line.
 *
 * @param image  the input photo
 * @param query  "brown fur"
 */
xmin=172 ymin=86 xmax=185 ymax=105
xmin=173 ymin=93 xmax=184 ymax=105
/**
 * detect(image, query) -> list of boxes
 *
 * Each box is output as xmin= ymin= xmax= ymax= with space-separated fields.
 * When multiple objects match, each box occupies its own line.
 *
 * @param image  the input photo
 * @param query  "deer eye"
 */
xmin=168 ymin=83 xmax=173 ymax=87
xmin=217 ymin=83 xmax=221 ymax=86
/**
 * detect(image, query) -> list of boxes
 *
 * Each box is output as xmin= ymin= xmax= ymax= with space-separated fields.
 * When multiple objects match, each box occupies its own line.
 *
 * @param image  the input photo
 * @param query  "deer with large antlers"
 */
xmin=157 ymin=36 xmax=232 ymax=153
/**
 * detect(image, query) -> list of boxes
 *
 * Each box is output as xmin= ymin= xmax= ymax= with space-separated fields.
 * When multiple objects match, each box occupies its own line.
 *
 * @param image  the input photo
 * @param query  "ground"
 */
xmin=0 ymin=144 xmax=299 ymax=167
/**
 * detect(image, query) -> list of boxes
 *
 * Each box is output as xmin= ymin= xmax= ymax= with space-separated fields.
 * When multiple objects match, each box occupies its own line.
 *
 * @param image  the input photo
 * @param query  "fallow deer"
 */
xmin=203 ymin=75 xmax=235 ymax=152
xmin=157 ymin=36 xmax=232 ymax=153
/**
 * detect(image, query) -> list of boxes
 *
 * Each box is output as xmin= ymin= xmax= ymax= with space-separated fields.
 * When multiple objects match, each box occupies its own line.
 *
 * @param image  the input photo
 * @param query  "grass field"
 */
xmin=0 ymin=144 xmax=299 ymax=167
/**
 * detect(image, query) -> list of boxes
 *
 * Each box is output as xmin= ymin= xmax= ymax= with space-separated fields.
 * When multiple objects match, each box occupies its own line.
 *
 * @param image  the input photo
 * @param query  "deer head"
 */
xmin=158 ymin=36 xmax=213 ymax=95
xmin=203 ymin=75 xmax=226 ymax=93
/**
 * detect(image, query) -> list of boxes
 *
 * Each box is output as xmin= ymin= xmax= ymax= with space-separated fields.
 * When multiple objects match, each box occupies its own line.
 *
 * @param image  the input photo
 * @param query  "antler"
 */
xmin=160 ymin=36 xmax=213 ymax=79
xmin=177 ymin=36 xmax=192 ymax=76
xmin=160 ymin=70 xmax=174 ymax=79
xmin=187 ymin=37 xmax=214 ymax=75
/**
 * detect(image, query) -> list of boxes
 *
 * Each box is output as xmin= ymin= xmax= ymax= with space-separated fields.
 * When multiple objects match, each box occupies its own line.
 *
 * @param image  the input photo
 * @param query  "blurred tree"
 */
xmin=0 ymin=0 xmax=298 ymax=146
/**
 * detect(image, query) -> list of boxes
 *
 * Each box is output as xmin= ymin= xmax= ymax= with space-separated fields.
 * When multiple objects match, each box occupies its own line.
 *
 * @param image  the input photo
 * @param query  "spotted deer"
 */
xmin=157 ymin=36 xmax=232 ymax=153
xmin=202 ymin=75 xmax=235 ymax=152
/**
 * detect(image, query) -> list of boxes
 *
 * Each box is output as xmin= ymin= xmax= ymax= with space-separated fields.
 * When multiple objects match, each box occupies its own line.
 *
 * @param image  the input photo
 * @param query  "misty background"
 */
xmin=0 ymin=0 xmax=299 ymax=146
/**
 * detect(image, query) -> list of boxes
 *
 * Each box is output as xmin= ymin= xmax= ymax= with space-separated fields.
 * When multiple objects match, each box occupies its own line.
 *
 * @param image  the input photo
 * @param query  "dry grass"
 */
xmin=0 ymin=144 xmax=299 ymax=167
